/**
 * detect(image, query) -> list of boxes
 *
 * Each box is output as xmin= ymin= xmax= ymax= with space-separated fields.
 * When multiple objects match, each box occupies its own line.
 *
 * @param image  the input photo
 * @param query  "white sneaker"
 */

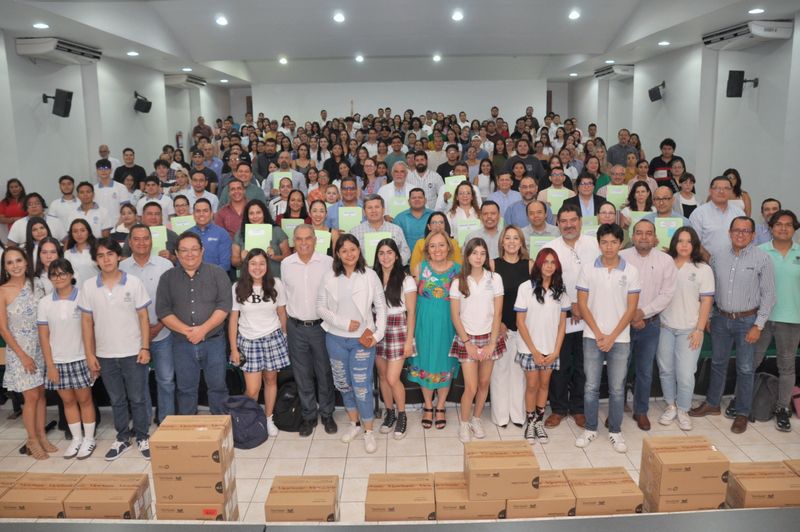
xmin=76 ymin=438 xmax=96 ymax=460
xmin=63 ymin=437 xmax=83 ymax=459
xmin=341 ymin=423 xmax=363 ymax=443
xmin=266 ymin=415 xmax=279 ymax=437
xmin=137 ymin=439 xmax=151 ymax=460
xmin=659 ymin=405 xmax=678 ymax=425
xmin=609 ymin=432 xmax=627 ymax=453
xmin=575 ymin=430 xmax=597 ymax=448
xmin=458 ymin=421 xmax=471 ymax=443
xmin=363 ymin=431 xmax=377 ymax=454
xmin=677 ymin=410 xmax=693 ymax=431
xmin=469 ymin=417 xmax=486 ymax=439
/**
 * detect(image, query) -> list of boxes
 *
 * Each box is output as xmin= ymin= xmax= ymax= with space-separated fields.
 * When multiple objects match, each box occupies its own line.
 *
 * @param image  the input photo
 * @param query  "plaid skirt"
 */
xmin=238 ymin=329 xmax=291 ymax=373
xmin=46 ymin=359 xmax=93 ymax=391
xmin=449 ymin=332 xmax=506 ymax=362
xmin=376 ymin=314 xmax=415 ymax=361
xmin=515 ymin=351 xmax=560 ymax=372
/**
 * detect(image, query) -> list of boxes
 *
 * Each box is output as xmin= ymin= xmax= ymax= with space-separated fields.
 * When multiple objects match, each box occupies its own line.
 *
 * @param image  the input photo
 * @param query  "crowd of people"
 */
xmin=0 ymin=106 xmax=796 ymax=461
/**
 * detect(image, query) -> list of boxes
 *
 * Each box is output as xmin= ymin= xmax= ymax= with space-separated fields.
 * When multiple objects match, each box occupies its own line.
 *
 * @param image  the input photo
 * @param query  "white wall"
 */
xmin=229 ymin=87 xmax=251 ymax=123
xmin=251 ymin=80 xmax=547 ymax=125
xmin=607 ymin=78 xmax=633 ymax=141
xmin=547 ymin=81 xmax=569 ymax=116
xmin=0 ymin=31 xmax=19 ymax=180
xmin=198 ymin=84 xmax=231 ymax=125
xmin=166 ymin=87 xmax=191 ymax=146
xmin=568 ymin=76 xmax=599 ymax=135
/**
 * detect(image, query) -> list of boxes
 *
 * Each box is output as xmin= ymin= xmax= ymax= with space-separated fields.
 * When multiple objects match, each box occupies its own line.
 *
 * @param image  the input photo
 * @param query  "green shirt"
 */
xmin=759 ymin=240 xmax=800 ymax=324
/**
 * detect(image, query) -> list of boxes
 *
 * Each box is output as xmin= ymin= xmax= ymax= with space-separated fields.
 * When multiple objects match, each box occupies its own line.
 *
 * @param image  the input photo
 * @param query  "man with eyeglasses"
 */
xmin=690 ymin=176 xmax=745 ymax=259
xmin=187 ymin=198 xmax=231 ymax=272
xmin=564 ymin=175 xmax=604 ymax=216
xmin=156 ymin=232 xmax=232 ymax=415
xmin=690 ymin=216 xmax=775 ymax=434
xmin=643 ymin=186 xmax=693 ymax=250
xmin=324 ymin=176 xmax=364 ymax=230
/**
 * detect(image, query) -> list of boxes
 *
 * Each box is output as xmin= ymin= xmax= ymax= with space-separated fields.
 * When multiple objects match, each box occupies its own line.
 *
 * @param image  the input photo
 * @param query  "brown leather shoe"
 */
xmin=634 ymin=414 xmax=651 ymax=431
xmin=731 ymin=415 xmax=748 ymax=434
xmin=689 ymin=402 xmax=721 ymax=417
xmin=572 ymin=414 xmax=586 ymax=428
xmin=544 ymin=413 xmax=564 ymax=428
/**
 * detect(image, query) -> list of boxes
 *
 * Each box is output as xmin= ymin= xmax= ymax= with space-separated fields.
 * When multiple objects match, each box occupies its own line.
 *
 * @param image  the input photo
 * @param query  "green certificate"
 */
xmin=582 ymin=224 xmax=600 ymax=238
xmin=445 ymin=175 xmax=467 ymax=187
xmin=529 ymin=236 xmax=554 ymax=259
xmin=455 ymin=218 xmax=483 ymax=247
xmin=244 ymin=224 xmax=272 ymax=251
xmin=363 ymin=231 xmax=392 ymax=266
xmin=546 ymin=188 xmax=570 ymax=213
xmin=314 ymin=230 xmax=332 ymax=254
xmin=338 ymin=207 xmax=362 ymax=232
xmin=583 ymin=216 xmax=598 ymax=226
xmin=654 ymin=217 xmax=683 ymax=248
xmin=272 ymin=171 xmax=293 ymax=190
xmin=171 ymin=215 xmax=195 ymax=234
xmin=281 ymin=218 xmax=305 ymax=246
xmin=149 ymin=225 xmax=168 ymax=253
xmin=388 ymin=196 xmax=409 ymax=218
xmin=627 ymin=211 xmax=649 ymax=236
xmin=606 ymin=185 xmax=628 ymax=209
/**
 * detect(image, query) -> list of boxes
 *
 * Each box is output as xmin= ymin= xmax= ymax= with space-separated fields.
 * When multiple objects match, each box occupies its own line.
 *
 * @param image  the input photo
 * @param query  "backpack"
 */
xmin=751 ymin=372 xmax=779 ymax=422
xmin=272 ymin=381 xmax=303 ymax=432
xmin=223 ymin=395 xmax=268 ymax=449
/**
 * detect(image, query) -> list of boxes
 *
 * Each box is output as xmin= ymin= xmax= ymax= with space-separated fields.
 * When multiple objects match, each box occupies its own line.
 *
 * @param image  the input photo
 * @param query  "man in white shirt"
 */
xmin=94 ymin=159 xmax=131 ymax=220
xmin=185 ymin=171 xmax=219 ymax=213
xmin=137 ymin=176 xmax=175 ymax=217
xmin=349 ymin=195 xmax=411 ymax=266
xmin=407 ymin=152 xmax=444 ymax=211
xmin=98 ymin=144 xmax=121 ymax=173
xmin=265 ymin=151 xmax=307 ymax=197
xmin=689 ymin=176 xmax=745 ymax=259
xmin=426 ymin=135 xmax=447 ymax=170
xmin=378 ymin=162 xmax=415 ymax=221
xmin=70 ymin=182 xmax=114 ymax=238
xmin=49 ymin=175 xmax=80 ymax=229
xmin=363 ymin=128 xmax=380 ymax=157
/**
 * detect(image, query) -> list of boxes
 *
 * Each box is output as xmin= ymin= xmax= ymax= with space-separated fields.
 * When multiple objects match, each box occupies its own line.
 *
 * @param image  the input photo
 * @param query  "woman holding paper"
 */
xmin=409 ymin=212 xmax=463 ymax=272
xmin=446 ymin=182 xmax=481 ymax=231
xmin=308 ymin=200 xmax=340 ymax=256
xmin=231 ymin=199 xmax=290 ymax=279
xmin=620 ymin=181 xmax=656 ymax=229
xmin=317 ymin=234 xmax=387 ymax=454
xmin=275 ymin=190 xmax=311 ymax=226
xmin=361 ymin=158 xmax=386 ymax=196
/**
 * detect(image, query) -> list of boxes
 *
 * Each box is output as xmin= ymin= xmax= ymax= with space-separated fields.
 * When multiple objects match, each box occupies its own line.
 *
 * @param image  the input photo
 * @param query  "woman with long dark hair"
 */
xmin=229 ymin=249 xmax=290 ymax=437
xmin=24 ymin=217 xmax=52 ymax=268
xmin=474 ymin=158 xmax=496 ymax=200
xmin=0 ymin=179 xmax=27 ymax=229
xmin=65 ymin=219 xmax=99 ymax=285
xmin=276 ymin=190 xmax=311 ymax=226
xmin=34 ymin=237 xmax=63 ymax=294
xmin=723 ymin=168 xmax=752 ymax=217
xmin=515 ymin=248 xmax=569 ymax=444
xmin=621 ymin=181 xmax=655 ymax=229
xmin=231 ymin=199 xmax=290 ymax=278
xmin=323 ymin=143 xmax=346 ymax=181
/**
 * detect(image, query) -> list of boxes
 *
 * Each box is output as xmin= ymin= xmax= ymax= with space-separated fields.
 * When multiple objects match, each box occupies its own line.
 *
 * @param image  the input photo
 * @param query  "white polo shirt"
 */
xmin=8 ymin=214 xmax=67 ymax=244
xmin=660 ymin=261 xmax=715 ymax=330
xmin=136 ymin=193 xmax=175 ymax=217
xmin=386 ymin=275 xmax=417 ymax=316
xmin=576 ymin=257 xmax=641 ymax=343
xmin=69 ymin=203 xmax=114 ymax=237
xmin=185 ymin=189 xmax=219 ymax=213
xmin=449 ymin=270 xmax=504 ymax=336
xmin=232 ymin=278 xmax=287 ymax=339
xmin=77 ymin=272 xmax=151 ymax=358
xmin=514 ymin=280 xmax=571 ymax=355
xmin=120 ymin=254 xmax=174 ymax=343
xmin=544 ymin=235 xmax=600 ymax=304
xmin=94 ymin=180 xmax=131 ymax=218
xmin=36 ymin=287 xmax=85 ymax=364
xmin=65 ymin=247 xmax=99 ymax=286
xmin=48 ymin=196 xmax=79 ymax=228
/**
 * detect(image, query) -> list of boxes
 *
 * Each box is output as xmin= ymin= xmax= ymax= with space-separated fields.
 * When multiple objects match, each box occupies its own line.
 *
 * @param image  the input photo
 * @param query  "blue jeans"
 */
xmin=656 ymin=326 xmax=701 ymax=411
xmin=150 ymin=334 xmax=175 ymax=423
xmin=325 ymin=334 xmax=375 ymax=422
xmin=629 ymin=318 xmax=661 ymax=415
xmin=99 ymin=355 xmax=150 ymax=442
xmin=583 ymin=339 xmax=630 ymax=433
xmin=706 ymin=312 xmax=757 ymax=415
xmin=172 ymin=334 xmax=228 ymax=415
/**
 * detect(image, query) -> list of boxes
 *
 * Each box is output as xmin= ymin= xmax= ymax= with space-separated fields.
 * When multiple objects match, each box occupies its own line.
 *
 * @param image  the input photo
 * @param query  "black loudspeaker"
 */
xmin=648 ymin=86 xmax=662 ymax=102
xmin=726 ymin=70 xmax=745 ymax=97
xmin=134 ymin=98 xmax=152 ymax=113
xmin=52 ymin=89 xmax=72 ymax=117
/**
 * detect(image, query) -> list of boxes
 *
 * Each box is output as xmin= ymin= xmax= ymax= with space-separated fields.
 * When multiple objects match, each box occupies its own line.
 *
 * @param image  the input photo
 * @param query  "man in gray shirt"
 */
xmin=466 ymin=200 xmax=502 ymax=259
xmin=606 ymin=128 xmax=639 ymax=167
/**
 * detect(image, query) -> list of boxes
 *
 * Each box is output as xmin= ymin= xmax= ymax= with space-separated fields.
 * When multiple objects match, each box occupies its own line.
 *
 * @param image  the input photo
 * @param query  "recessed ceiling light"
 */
xmin=333 ymin=11 xmax=345 ymax=23
xmin=126 ymin=51 xmax=139 ymax=57
xmin=451 ymin=9 xmax=464 ymax=22
xmin=355 ymin=54 xmax=364 ymax=63
xmin=658 ymin=41 xmax=671 ymax=46
xmin=215 ymin=15 xmax=228 ymax=26
xmin=432 ymin=54 xmax=442 ymax=62
xmin=220 ymin=79 xmax=229 ymax=83
xmin=605 ymin=60 xmax=615 ymax=64
xmin=568 ymin=9 xmax=581 ymax=20
xmin=278 ymin=57 xmax=288 ymax=65
xmin=569 ymin=72 xmax=578 ymax=77
xmin=181 ymin=67 xmax=192 ymax=72
xmin=32 ymin=22 xmax=49 ymax=29
xmin=748 ymin=8 xmax=765 ymax=15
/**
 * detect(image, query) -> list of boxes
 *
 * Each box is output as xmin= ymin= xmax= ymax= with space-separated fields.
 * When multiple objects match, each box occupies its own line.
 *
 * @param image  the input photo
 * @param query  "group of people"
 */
xmin=0 ymin=106 xmax=796 ymax=460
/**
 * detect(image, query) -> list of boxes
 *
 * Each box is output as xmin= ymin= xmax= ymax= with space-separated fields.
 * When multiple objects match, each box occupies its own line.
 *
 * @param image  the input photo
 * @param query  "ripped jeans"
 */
xmin=325 ymin=334 xmax=376 ymax=422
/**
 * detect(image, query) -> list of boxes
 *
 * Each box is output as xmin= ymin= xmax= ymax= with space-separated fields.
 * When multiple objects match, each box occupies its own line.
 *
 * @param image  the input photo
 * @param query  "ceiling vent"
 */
xmin=164 ymin=74 xmax=208 ymax=88
xmin=16 ymin=37 xmax=101 ymax=65
xmin=593 ymin=64 xmax=634 ymax=80
xmin=703 ymin=20 xmax=793 ymax=51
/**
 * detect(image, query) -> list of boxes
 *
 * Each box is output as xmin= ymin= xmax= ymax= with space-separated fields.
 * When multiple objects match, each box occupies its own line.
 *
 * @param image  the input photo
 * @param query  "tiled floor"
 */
xmin=0 ymin=396 xmax=798 ymax=524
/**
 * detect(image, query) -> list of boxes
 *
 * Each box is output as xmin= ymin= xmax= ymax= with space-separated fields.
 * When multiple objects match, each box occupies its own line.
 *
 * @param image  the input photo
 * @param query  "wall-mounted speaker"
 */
xmin=726 ymin=70 xmax=745 ymax=98
xmin=648 ymin=81 xmax=666 ymax=102
xmin=41 ymin=89 xmax=73 ymax=117
xmin=134 ymin=98 xmax=152 ymax=113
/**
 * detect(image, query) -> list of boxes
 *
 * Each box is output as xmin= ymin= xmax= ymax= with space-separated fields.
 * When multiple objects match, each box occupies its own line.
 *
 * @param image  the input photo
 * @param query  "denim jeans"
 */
xmin=286 ymin=319 xmax=336 ymax=422
xmin=172 ymin=334 xmax=229 ymax=415
xmin=583 ymin=339 xmax=630 ymax=433
xmin=656 ymin=326 xmax=701 ymax=411
xmin=98 ymin=355 xmax=150 ymax=442
xmin=150 ymin=334 xmax=175 ymax=423
xmin=548 ymin=331 xmax=585 ymax=416
xmin=325 ymin=334 xmax=375 ymax=422
xmin=628 ymin=317 xmax=661 ymax=415
xmin=706 ymin=312 xmax=757 ymax=415
xmin=754 ymin=321 xmax=800 ymax=409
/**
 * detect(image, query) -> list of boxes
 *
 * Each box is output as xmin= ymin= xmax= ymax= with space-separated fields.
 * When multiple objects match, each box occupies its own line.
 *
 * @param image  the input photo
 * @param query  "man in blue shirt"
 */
xmin=188 ymin=198 xmax=231 ymax=271
xmin=393 ymin=188 xmax=432 ymax=252
xmin=324 ymin=176 xmax=364 ymax=230
xmin=504 ymin=176 xmax=554 ymax=227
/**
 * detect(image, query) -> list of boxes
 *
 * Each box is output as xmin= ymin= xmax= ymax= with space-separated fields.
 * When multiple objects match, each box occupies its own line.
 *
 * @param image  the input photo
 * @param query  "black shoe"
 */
xmin=298 ymin=420 xmax=315 ymax=437
xmin=775 ymin=407 xmax=792 ymax=432
xmin=379 ymin=408 xmax=397 ymax=434
xmin=321 ymin=416 xmax=338 ymax=435
xmin=724 ymin=401 xmax=737 ymax=420
xmin=394 ymin=411 xmax=407 ymax=440
xmin=64 ymin=430 xmax=73 ymax=441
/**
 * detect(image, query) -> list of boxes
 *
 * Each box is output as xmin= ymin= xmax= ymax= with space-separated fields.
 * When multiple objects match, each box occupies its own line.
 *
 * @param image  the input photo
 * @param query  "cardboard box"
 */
xmin=156 ymin=482 xmax=238 ymax=521
xmin=265 ymin=475 xmax=338 ymax=522
xmin=65 ymin=474 xmax=151 ymax=519
xmin=564 ymin=467 xmax=643 ymax=516
xmin=727 ymin=462 xmax=800 ymax=508
xmin=506 ymin=470 xmax=577 ymax=518
xmin=0 ymin=472 xmax=24 ymax=498
xmin=434 ymin=472 xmax=506 ymax=521
xmin=150 ymin=418 xmax=234 ymax=474
xmin=154 ymin=466 xmax=236 ymax=503
xmin=463 ymin=441 xmax=540 ymax=500
xmin=784 ymin=460 xmax=800 ymax=477
xmin=639 ymin=436 xmax=729 ymax=496
xmin=365 ymin=473 xmax=435 ymax=522
xmin=643 ymin=491 xmax=726 ymax=513
xmin=0 ymin=473 xmax=84 ymax=518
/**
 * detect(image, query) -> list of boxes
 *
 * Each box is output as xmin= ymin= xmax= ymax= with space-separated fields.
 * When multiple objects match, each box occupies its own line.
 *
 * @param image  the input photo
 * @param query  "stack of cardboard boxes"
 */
xmin=562 ymin=467 xmax=644 ymax=516
xmin=726 ymin=461 xmax=800 ymax=508
xmin=150 ymin=415 xmax=238 ymax=521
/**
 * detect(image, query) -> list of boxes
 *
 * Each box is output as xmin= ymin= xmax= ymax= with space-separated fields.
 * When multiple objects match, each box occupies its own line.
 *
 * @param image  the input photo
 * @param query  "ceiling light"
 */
xmin=568 ymin=9 xmax=581 ymax=20
xmin=215 ymin=15 xmax=228 ymax=26
xmin=32 ymin=22 xmax=49 ymax=29
xmin=748 ymin=8 xmax=765 ymax=15
xmin=278 ymin=57 xmax=288 ymax=65
xmin=451 ymin=9 xmax=464 ymax=22
xmin=126 ymin=51 xmax=139 ymax=57
xmin=333 ymin=11 xmax=345 ymax=23
xmin=220 ymin=79 xmax=229 ymax=83
xmin=605 ymin=59 xmax=615 ymax=64
xmin=432 ymin=54 xmax=442 ymax=62
xmin=569 ymin=72 xmax=578 ymax=77
xmin=658 ymin=41 xmax=671 ymax=46
xmin=181 ymin=67 xmax=192 ymax=72
xmin=355 ymin=55 xmax=364 ymax=63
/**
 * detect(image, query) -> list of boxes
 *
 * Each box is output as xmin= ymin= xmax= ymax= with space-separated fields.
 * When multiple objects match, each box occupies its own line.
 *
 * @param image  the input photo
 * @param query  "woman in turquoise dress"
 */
xmin=409 ymin=230 xmax=460 ymax=430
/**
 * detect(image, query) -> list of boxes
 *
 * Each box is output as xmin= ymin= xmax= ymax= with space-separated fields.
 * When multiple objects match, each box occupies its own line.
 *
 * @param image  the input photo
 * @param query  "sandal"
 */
xmin=435 ymin=408 xmax=447 ymax=429
xmin=26 ymin=439 xmax=48 ymax=460
xmin=39 ymin=438 xmax=58 ymax=453
xmin=421 ymin=407 xmax=433 ymax=429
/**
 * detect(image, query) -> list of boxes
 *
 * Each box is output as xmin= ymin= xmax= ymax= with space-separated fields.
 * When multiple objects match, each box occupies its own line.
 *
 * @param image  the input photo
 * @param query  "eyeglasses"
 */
xmin=653 ymin=197 xmax=672 ymax=202
xmin=341 ymin=186 xmax=356 ymax=191
xmin=49 ymin=272 xmax=70 ymax=280
xmin=730 ymin=229 xmax=753 ymax=235
xmin=177 ymin=247 xmax=202 ymax=254
xmin=579 ymin=182 xmax=594 ymax=186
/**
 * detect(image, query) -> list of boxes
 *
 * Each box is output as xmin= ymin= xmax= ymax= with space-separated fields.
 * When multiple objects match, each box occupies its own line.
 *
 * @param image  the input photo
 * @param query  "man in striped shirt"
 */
xmin=689 ymin=216 xmax=775 ymax=434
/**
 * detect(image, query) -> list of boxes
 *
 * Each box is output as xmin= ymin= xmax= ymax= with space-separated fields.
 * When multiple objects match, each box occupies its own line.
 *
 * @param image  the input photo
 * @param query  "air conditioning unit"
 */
xmin=16 ymin=37 xmax=101 ymax=65
xmin=164 ymin=74 xmax=208 ymax=88
xmin=593 ymin=64 xmax=634 ymax=80
xmin=703 ymin=20 xmax=793 ymax=51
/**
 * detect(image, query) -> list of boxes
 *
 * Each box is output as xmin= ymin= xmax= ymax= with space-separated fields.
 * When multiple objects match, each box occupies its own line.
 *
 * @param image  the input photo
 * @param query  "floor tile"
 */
xmin=304 ymin=457 xmax=346 ymax=476
xmin=234 ymin=458 xmax=267 ymax=478
xmin=343 ymin=457 xmax=386 ymax=478
xmin=261 ymin=458 xmax=305 ymax=478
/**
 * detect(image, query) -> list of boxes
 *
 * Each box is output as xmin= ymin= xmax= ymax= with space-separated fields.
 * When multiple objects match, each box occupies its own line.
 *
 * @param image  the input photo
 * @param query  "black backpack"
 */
xmin=223 ymin=395 xmax=269 ymax=449
xmin=751 ymin=372 xmax=779 ymax=422
xmin=273 ymin=381 xmax=303 ymax=432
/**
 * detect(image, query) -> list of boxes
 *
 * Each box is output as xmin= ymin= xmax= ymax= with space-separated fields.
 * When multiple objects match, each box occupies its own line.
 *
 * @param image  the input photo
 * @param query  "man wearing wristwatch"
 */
xmin=689 ymin=216 xmax=775 ymax=434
